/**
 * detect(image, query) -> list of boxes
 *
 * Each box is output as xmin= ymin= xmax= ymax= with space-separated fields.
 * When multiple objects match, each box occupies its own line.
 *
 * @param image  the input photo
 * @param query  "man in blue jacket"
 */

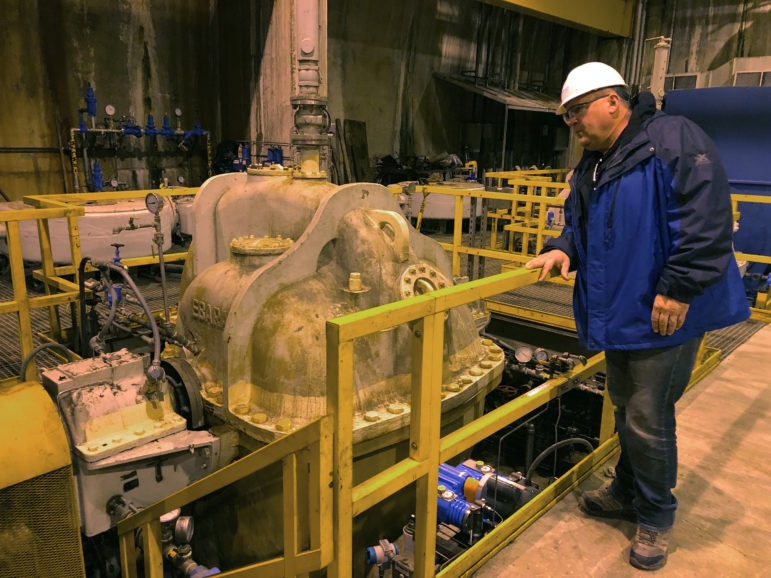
xmin=526 ymin=62 xmax=749 ymax=570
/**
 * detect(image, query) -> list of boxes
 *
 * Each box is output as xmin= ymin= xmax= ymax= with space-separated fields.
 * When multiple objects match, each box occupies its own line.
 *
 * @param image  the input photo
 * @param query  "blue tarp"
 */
xmin=664 ymin=87 xmax=771 ymax=291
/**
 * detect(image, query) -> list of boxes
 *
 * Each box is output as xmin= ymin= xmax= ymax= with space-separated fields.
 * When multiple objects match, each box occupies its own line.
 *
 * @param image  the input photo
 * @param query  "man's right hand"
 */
xmin=525 ymin=250 xmax=571 ymax=282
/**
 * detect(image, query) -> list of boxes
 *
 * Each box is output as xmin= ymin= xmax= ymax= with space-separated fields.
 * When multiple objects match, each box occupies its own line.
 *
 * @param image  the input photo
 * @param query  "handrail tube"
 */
xmin=329 ymin=268 xmax=541 ymax=343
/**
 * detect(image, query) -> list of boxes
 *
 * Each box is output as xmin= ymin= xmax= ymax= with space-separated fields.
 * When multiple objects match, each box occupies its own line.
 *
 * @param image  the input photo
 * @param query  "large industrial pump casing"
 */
xmin=171 ymin=167 xmax=504 ymax=574
xmin=173 ymin=167 xmax=504 ymax=445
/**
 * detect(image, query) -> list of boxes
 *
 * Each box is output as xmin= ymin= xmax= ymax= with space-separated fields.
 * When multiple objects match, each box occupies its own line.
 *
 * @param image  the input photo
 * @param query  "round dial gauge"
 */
xmin=110 ymin=178 xmax=119 ymax=188
xmin=174 ymin=108 xmax=183 ymax=117
xmin=145 ymin=192 xmax=164 ymax=214
xmin=105 ymin=104 xmax=116 ymax=116
xmin=177 ymin=175 xmax=185 ymax=184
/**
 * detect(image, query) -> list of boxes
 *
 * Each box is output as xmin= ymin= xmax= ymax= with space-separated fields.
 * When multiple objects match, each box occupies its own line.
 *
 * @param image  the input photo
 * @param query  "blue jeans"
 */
xmin=605 ymin=335 xmax=702 ymax=529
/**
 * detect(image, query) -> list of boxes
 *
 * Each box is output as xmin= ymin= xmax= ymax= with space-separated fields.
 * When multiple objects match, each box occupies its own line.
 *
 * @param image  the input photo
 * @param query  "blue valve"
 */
xmin=122 ymin=119 xmax=143 ymax=137
xmin=78 ymin=111 xmax=88 ymax=133
xmin=85 ymin=86 xmax=97 ymax=118
xmin=183 ymin=121 xmax=203 ymax=142
xmin=160 ymin=114 xmax=174 ymax=138
xmin=365 ymin=540 xmax=398 ymax=566
xmin=92 ymin=160 xmax=103 ymax=192
xmin=145 ymin=114 xmax=159 ymax=137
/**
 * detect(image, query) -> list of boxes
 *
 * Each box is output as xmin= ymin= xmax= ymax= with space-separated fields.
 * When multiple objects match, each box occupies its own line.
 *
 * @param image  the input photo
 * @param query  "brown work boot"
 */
xmin=578 ymin=485 xmax=635 ymax=522
xmin=630 ymin=523 xmax=672 ymax=570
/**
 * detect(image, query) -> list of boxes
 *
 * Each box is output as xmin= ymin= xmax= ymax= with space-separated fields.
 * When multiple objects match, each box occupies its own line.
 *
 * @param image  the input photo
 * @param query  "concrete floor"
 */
xmin=475 ymin=324 xmax=771 ymax=577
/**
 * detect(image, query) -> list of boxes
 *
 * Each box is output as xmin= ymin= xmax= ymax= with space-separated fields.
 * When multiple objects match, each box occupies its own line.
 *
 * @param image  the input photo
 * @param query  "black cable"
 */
xmin=525 ymin=437 xmax=595 ymax=484
xmin=78 ymin=257 xmax=91 ymax=354
xmin=552 ymin=397 xmax=562 ymax=477
xmin=19 ymin=342 xmax=73 ymax=380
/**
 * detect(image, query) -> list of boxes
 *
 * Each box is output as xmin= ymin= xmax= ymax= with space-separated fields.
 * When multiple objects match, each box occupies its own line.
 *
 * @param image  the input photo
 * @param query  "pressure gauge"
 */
xmin=110 ymin=178 xmax=119 ymax=189
xmin=534 ymin=348 xmax=550 ymax=362
xmin=514 ymin=346 xmax=533 ymax=364
xmin=105 ymin=104 xmax=116 ymax=116
xmin=174 ymin=107 xmax=183 ymax=117
xmin=177 ymin=175 xmax=185 ymax=184
xmin=145 ymin=192 xmax=164 ymax=214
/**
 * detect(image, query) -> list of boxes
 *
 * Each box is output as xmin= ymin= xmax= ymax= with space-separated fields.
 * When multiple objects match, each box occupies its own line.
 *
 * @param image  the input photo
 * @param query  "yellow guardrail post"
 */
xmin=5 ymin=221 xmax=36 ymax=381
xmin=326 ymin=323 xmax=354 ymax=578
xmin=452 ymin=195 xmax=463 ymax=278
xmin=410 ymin=312 xmax=444 ymax=578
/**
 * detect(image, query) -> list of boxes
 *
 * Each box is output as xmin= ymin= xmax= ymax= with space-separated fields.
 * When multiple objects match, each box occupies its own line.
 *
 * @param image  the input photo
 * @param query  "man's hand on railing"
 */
xmin=525 ymin=249 xmax=570 ymax=282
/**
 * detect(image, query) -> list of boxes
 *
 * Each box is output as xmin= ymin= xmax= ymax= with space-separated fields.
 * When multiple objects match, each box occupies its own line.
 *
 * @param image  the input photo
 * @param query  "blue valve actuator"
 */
xmin=78 ymin=112 xmax=88 ymax=133
xmin=85 ymin=86 xmax=97 ymax=118
xmin=365 ymin=541 xmax=398 ymax=565
xmin=122 ymin=119 xmax=143 ymax=137
xmin=145 ymin=114 xmax=159 ymax=137
xmin=92 ymin=160 xmax=103 ymax=192
xmin=160 ymin=114 xmax=174 ymax=138
xmin=107 ymin=284 xmax=123 ymax=306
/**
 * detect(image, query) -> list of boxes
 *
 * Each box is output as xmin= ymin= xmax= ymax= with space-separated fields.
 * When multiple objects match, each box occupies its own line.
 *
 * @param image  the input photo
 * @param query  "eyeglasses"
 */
xmin=562 ymin=93 xmax=611 ymax=123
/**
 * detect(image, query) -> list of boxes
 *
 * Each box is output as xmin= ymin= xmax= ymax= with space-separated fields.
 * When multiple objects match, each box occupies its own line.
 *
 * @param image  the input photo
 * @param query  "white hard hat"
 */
xmin=557 ymin=62 xmax=626 ymax=114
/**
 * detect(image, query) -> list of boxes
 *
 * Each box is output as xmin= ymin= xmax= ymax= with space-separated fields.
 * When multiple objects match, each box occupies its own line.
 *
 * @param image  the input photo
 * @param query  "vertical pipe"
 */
xmin=650 ymin=37 xmax=672 ymax=108
xmin=292 ymin=0 xmax=328 ymax=176
xmin=500 ymin=106 xmax=509 ymax=171
xmin=525 ymin=423 xmax=536 ymax=471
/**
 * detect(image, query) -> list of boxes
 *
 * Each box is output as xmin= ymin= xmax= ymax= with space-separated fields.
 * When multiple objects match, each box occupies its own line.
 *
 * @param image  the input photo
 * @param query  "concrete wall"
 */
xmin=641 ymin=0 xmax=771 ymax=88
xmin=0 ymin=0 xmax=215 ymax=200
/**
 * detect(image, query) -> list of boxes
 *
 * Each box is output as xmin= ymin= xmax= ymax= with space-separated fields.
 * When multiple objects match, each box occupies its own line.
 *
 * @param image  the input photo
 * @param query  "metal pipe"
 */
xmin=90 ymin=279 xmax=119 ymax=355
xmin=650 ymin=37 xmax=672 ymax=107
xmin=291 ymin=0 xmax=328 ymax=175
xmin=525 ymin=423 xmax=535 ymax=472
xmin=0 ymin=147 xmax=60 ymax=153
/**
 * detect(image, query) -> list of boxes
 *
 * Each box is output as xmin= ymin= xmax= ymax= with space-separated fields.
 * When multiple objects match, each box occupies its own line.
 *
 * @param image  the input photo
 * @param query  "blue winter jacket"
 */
xmin=545 ymin=107 xmax=750 ymax=351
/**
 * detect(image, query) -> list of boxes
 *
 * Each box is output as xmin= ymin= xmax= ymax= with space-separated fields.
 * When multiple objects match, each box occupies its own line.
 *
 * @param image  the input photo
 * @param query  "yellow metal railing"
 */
xmin=731 ymin=193 xmax=771 ymax=322
xmin=396 ymin=182 xmax=569 ymax=279
xmin=325 ymin=267 xmax=612 ymax=577
xmin=0 ymin=189 xmax=198 ymax=367
xmin=0 ymin=204 xmax=84 ymax=382
xmin=25 ymin=188 xmax=198 ymax=278
xmin=117 ymin=416 xmax=334 ymax=578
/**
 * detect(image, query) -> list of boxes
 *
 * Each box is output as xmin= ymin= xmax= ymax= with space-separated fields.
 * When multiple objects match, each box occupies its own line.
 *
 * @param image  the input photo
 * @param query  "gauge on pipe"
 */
xmin=514 ymin=346 xmax=533 ymax=363
xmin=145 ymin=192 xmax=164 ymax=214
